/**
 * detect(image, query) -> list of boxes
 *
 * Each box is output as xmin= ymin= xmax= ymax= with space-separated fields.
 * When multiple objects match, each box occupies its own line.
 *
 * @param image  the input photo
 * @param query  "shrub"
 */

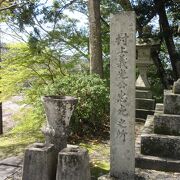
xmin=43 ymin=74 xmax=110 ymax=135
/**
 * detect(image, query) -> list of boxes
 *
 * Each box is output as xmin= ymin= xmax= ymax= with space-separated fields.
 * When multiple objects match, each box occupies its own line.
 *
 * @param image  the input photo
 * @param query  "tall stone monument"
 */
xmin=99 ymin=12 xmax=136 ymax=180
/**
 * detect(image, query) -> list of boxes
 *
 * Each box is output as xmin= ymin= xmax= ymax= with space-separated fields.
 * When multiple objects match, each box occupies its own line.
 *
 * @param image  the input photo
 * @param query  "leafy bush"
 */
xmin=43 ymin=74 xmax=109 ymax=135
xmin=1 ymin=43 xmax=109 ymax=138
xmin=11 ymin=74 xmax=109 ymax=137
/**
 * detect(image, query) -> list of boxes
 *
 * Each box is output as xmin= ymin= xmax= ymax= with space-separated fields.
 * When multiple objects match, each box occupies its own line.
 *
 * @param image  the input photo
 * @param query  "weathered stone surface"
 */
xmin=136 ymin=109 xmax=154 ymax=120
xmin=0 ymin=165 xmax=20 ymax=180
xmin=136 ymin=66 xmax=151 ymax=89
xmin=56 ymin=146 xmax=90 ymax=180
xmin=136 ymin=98 xmax=155 ymax=110
xmin=135 ymin=116 xmax=180 ymax=172
xmin=0 ymin=156 xmax=22 ymax=167
xmin=173 ymin=79 xmax=180 ymax=94
xmin=22 ymin=143 xmax=56 ymax=180
xmin=42 ymin=96 xmax=78 ymax=153
xmin=136 ymin=155 xmax=180 ymax=172
xmin=141 ymin=116 xmax=180 ymax=159
xmin=136 ymin=90 xmax=152 ymax=99
xmin=98 ymin=174 xmax=118 ymax=180
xmin=136 ymin=38 xmax=160 ymax=90
xmin=155 ymin=103 xmax=164 ymax=112
xmin=154 ymin=114 xmax=180 ymax=135
xmin=99 ymin=169 xmax=180 ymax=179
xmin=110 ymin=12 xmax=136 ymax=179
xmin=164 ymin=91 xmax=180 ymax=115
xmin=141 ymin=134 xmax=180 ymax=159
xmin=141 ymin=115 xmax=154 ymax=134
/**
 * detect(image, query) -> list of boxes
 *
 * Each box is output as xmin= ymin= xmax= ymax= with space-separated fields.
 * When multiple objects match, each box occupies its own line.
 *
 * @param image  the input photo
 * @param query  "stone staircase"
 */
xmin=136 ymin=79 xmax=180 ymax=172
xmin=136 ymin=89 xmax=155 ymax=121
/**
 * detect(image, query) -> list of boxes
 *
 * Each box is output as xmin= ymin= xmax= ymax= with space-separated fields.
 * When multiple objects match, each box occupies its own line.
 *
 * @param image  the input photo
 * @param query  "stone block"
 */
xmin=136 ymin=98 xmax=155 ymax=110
xmin=173 ymin=79 xmax=180 ymax=94
xmin=141 ymin=134 xmax=180 ymax=159
xmin=135 ymin=115 xmax=180 ymax=172
xmin=56 ymin=146 xmax=90 ymax=180
xmin=136 ymin=90 xmax=152 ymax=99
xmin=135 ymin=154 xmax=180 ymax=172
xmin=22 ymin=143 xmax=56 ymax=180
xmin=136 ymin=109 xmax=154 ymax=120
xmin=164 ymin=90 xmax=180 ymax=115
xmin=155 ymin=103 xmax=164 ymax=112
xmin=154 ymin=114 xmax=180 ymax=135
xmin=141 ymin=116 xmax=180 ymax=159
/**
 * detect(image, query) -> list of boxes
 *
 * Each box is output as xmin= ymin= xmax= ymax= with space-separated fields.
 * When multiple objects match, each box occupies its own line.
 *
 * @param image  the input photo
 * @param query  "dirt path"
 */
xmin=2 ymin=96 xmax=24 ymax=133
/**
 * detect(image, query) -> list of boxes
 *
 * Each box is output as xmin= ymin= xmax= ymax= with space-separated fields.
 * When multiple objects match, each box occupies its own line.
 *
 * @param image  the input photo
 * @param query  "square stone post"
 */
xmin=110 ymin=12 xmax=136 ymax=179
xmin=22 ymin=143 xmax=56 ymax=180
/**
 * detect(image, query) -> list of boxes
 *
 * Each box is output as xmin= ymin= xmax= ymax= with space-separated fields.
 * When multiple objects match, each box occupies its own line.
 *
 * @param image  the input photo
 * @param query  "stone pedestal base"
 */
xmin=56 ymin=146 xmax=90 ymax=180
xmin=22 ymin=143 xmax=56 ymax=180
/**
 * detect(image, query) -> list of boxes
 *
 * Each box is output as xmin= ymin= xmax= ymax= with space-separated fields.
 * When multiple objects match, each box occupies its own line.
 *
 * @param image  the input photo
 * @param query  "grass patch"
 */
xmin=0 ymin=132 xmax=44 ymax=160
xmin=0 ymin=107 xmax=44 ymax=160
xmin=80 ymin=141 xmax=110 ymax=179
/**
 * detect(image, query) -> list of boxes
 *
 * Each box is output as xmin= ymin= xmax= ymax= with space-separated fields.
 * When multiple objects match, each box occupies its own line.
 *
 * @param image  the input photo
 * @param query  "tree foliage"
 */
xmin=0 ymin=0 xmax=179 ymax=136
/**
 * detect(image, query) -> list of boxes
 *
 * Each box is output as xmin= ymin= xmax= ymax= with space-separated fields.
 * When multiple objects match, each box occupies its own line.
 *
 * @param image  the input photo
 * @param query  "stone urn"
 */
xmin=42 ymin=96 xmax=78 ymax=153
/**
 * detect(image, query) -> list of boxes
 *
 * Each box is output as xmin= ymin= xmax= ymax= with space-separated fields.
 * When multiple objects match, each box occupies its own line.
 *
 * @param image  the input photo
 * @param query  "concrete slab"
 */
xmin=0 ymin=165 xmax=20 ymax=180
xmin=0 ymin=156 xmax=23 ymax=167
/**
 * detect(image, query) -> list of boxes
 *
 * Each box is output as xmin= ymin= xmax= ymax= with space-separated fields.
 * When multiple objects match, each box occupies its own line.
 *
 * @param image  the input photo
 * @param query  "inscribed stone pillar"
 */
xmin=110 ymin=12 xmax=136 ymax=179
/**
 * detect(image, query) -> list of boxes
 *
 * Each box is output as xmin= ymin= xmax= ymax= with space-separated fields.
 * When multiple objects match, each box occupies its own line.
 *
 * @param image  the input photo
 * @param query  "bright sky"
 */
xmin=0 ymin=1 xmax=88 ymax=43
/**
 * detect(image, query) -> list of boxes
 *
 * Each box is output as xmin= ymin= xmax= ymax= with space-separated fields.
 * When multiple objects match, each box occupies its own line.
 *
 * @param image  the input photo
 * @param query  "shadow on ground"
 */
xmin=91 ymin=164 xmax=109 ymax=180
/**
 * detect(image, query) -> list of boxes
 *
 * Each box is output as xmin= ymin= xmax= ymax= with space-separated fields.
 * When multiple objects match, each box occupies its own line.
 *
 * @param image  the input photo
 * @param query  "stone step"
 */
xmin=136 ymin=115 xmax=180 ymax=172
xmin=135 ymin=154 xmax=180 ymax=172
xmin=136 ymin=98 xmax=155 ymax=110
xmin=141 ymin=115 xmax=180 ymax=160
xmin=154 ymin=114 xmax=180 ymax=136
xmin=136 ymin=118 xmax=146 ymax=122
xmin=155 ymin=103 xmax=164 ymax=112
xmin=141 ymin=134 xmax=180 ymax=160
xmin=136 ymin=109 xmax=154 ymax=120
xmin=164 ymin=90 xmax=180 ymax=115
xmin=136 ymin=90 xmax=152 ymax=99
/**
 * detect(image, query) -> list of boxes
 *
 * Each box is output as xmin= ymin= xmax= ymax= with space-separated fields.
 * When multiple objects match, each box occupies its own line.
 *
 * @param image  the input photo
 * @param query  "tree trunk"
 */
xmin=152 ymin=50 xmax=169 ymax=89
xmin=154 ymin=0 xmax=180 ymax=80
xmin=88 ymin=0 xmax=103 ymax=78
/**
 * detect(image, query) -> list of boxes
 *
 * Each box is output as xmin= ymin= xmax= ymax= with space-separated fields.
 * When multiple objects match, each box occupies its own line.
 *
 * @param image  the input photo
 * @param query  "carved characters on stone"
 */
xmin=115 ymin=33 xmax=129 ymax=143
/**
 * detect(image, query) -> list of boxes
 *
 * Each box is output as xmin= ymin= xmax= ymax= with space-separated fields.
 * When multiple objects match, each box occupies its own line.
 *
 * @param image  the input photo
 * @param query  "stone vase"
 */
xmin=42 ymin=96 xmax=78 ymax=153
